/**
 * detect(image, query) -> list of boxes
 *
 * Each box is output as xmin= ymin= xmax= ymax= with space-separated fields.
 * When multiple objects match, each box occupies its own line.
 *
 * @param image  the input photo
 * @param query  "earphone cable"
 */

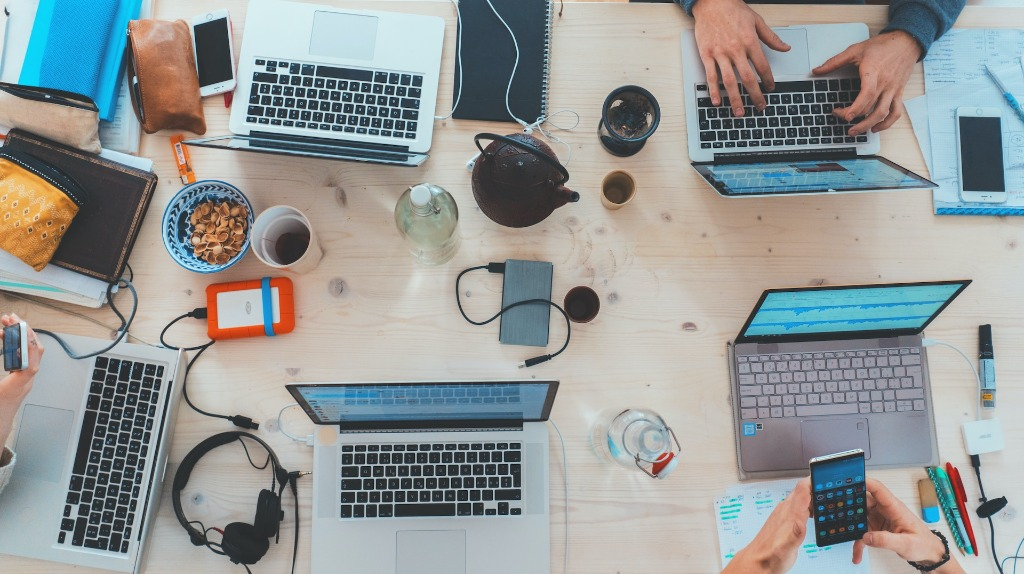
xmin=549 ymin=419 xmax=569 ymax=574
xmin=921 ymin=339 xmax=983 ymax=420
xmin=35 ymin=276 xmax=139 ymax=360
xmin=434 ymin=0 xmax=464 ymax=120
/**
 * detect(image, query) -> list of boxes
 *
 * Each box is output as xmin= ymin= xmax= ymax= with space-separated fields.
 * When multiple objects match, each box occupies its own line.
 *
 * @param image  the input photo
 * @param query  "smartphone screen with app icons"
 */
xmin=810 ymin=449 xmax=867 ymax=547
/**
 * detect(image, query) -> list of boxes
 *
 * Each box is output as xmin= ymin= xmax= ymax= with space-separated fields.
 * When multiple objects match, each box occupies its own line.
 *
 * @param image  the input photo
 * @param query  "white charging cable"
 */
xmin=921 ymin=338 xmax=983 ymax=421
xmin=548 ymin=418 xmax=569 ymax=574
xmin=277 ymin=402 xmax=315 ymax=446
xmin=434 ymin=0 xmax=465 ymax=121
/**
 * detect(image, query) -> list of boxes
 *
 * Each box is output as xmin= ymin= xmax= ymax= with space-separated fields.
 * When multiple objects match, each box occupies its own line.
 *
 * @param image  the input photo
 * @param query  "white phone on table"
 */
xmin=191 ymin=9 xmax=236 ymax=97
xmin=955 ymin=107 xmax=1007 ymax=203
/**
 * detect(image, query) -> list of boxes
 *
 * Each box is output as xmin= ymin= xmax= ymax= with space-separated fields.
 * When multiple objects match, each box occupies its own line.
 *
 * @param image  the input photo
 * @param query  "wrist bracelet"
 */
xmin=907 ymin=530 xmax=951 ymax=572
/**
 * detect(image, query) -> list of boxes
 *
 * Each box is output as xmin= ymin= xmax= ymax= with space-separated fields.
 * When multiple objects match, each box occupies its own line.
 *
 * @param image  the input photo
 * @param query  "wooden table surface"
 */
xmin=3 ymin=2 xmax=1022 ymax=573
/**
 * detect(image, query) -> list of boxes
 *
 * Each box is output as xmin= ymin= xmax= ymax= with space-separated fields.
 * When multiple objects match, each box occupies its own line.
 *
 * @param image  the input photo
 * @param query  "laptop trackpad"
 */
xmin=310 ymin=11 xmax=378 ymax=61
xmin=763 ymin=28 xmax=810 ymax=76
xmin=14 ymin=405 xmax=74 ymax=483
xmin=396 ymin=530 xmax=466 ymax=574
xmin=800 ymin=418 xmax=870 ymax=462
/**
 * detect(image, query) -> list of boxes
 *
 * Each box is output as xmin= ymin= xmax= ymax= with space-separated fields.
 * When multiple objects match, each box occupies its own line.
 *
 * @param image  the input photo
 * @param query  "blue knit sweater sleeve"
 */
xmin=676 ymin=0 xmax=966 ymax=55
xmin=882 ymin=0 xmax=966 ymax=56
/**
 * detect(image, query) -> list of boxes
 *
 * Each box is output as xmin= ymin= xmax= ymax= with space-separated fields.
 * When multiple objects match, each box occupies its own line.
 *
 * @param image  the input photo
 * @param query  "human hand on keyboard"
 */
xmin=812 ymin=30 xmax=923 ymax=136
xmin=691 ymin=0 xmax=790 ymax=117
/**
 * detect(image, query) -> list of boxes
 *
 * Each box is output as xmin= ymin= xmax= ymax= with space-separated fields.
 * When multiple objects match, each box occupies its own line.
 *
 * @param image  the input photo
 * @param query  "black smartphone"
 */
xmin=3 ymin=322 xmax=29 ymax=372
xmin=810 ymin=449 xmax=867 ymax=547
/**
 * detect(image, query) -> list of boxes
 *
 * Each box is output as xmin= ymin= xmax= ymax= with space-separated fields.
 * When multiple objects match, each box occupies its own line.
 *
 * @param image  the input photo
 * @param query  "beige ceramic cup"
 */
xmin=601 ymin=170 xmax=637 ymax=209
xmin=251 ymin=205 xmax=324 ymax=274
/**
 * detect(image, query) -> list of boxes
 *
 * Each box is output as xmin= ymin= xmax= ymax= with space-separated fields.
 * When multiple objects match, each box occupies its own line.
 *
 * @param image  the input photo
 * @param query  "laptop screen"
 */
xmin=692 ymin=156 xmax=936 ymax=196
xmin=735 ymin=281 xmax=971 ymax=343
xmin=287 ymin=381 xmax=559 ymax=430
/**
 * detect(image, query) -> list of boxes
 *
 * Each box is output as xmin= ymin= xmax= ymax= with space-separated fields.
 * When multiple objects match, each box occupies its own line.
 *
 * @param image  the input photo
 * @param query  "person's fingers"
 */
xmin=837 ymin=73 xmax=878 ymax=124
xmin=852 ymin=539 xmax=866 ymax=564
xmin=755 ymin=16 xmax=790 ymax=53
xmin=747 ymin=48 xmax=774 ymax=104
xmin=862 ymin=531 xmax=918 ymax=559
xmin=872 ymin=92 xmax=904 ymax=132
xmin=737 ymin=59 xmax=766 ymax=110
xmin=813 ymin=47 xmax=857 ymax=75
xmin=715 ymin=56 xmax=745 ymax=117
xmin=849 ymin=94 xmax=890 ymax=136
xmin=701 ymin=53 xmax=723 ymax=106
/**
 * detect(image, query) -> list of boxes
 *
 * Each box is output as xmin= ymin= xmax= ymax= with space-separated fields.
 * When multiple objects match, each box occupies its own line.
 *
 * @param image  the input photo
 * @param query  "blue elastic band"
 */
xmin=261 ymin=277 xmax=275 ymax=337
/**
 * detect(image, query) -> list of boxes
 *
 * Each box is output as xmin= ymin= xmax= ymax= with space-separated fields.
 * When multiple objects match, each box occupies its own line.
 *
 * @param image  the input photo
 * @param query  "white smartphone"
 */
xmin=956 ymin=107 xmax=1006 ymax=203
xmin=191 ymin=9 xmax=236 ymax=97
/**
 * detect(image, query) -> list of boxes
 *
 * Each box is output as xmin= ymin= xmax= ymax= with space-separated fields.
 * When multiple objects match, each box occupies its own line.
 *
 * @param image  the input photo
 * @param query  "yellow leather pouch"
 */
xmin=0 ymin=149 xmax=88 ymax=271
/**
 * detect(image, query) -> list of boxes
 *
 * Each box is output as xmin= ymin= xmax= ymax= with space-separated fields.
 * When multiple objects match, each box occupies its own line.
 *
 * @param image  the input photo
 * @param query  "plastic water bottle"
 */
xmin=394 ymin=183 xmax=460 ymax=265
xmin=592 ymin=407 xmax=679 ymax=477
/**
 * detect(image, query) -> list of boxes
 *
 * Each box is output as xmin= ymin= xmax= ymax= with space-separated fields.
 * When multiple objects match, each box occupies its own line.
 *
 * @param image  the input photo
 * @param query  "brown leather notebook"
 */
xmin=3 ymin=129 xmax=158 ymax=283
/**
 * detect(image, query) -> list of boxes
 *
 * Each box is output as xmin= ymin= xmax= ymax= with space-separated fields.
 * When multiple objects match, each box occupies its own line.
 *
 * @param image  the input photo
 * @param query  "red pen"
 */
xmin=946 ymin=462 xmax=978 ymax=556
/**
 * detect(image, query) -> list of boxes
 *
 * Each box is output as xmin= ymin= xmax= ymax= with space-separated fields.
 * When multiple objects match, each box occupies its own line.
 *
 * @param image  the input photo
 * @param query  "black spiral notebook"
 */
xmin=452 ymin=0 xmax=552 ymax=123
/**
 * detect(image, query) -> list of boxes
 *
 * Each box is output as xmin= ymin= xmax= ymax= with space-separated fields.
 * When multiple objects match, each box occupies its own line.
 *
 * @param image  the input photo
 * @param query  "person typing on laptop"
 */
xmin=722 ymin=478 xmax=964 ymax=574
xmin=678 ymin=0 xmax=965 ymax=136
xmin=0 ymin=314 xmax=44 ymax=495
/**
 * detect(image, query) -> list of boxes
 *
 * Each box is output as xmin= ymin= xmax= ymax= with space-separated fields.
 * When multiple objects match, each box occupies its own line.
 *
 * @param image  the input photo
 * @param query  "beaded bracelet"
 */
xmin=907 ymin=530 xmax=951 ymax=572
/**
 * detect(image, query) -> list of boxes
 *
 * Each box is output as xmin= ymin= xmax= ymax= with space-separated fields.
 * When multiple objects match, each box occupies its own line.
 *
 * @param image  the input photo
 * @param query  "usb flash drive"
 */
xmin=979 ymin=324 xmax=996 ymax=409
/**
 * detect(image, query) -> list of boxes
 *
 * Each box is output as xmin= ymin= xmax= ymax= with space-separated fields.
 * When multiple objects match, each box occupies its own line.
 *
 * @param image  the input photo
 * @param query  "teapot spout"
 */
xmin=556 ymin=185 xmax=580 ymax=205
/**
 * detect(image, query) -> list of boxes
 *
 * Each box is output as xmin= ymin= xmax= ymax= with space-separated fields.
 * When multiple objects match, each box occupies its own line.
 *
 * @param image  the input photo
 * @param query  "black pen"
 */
xmin=979 ymin=324 xmax=995 ymax=409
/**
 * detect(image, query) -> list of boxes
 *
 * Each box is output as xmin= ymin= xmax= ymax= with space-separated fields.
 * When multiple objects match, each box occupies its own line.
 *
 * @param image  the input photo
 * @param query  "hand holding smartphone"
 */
xmin=2 ymin=322 xmax=28 ymax=372
xmin=956 ymin=107 xmax=1007 ymax=203
xmin=810 ymin=449 xmax=867 ymax=547
xmin=191 ymin=9 xmax=236 ymax=97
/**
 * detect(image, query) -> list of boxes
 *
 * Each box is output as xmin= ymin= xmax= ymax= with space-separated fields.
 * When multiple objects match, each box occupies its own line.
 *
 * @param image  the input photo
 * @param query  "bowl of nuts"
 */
xmin=162 ymin=180 xmax=254 ymax=273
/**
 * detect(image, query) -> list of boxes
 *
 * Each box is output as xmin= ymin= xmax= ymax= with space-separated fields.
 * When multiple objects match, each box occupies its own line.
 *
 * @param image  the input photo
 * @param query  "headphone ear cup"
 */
xmin=253 ymin=489 xmax=282 ymax=539
xmin=221 ymin=522 xmax=270 ymax=565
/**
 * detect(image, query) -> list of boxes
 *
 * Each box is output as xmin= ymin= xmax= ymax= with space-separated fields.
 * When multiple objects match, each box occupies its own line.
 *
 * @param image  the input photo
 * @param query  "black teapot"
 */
xmin=471 ymin=133 xmax=579 ymax=228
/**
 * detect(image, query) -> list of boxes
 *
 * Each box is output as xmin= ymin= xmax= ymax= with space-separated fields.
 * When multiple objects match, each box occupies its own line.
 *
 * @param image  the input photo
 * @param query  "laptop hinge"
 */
xmin=712 ymin=147 xmax=859 ymax=164
xmin=250 ymin=130 xmax=412 ymax=154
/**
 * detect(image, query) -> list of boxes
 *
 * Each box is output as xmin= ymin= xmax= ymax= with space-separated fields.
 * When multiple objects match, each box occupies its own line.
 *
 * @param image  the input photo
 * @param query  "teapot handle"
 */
xmin=474 ymin=133 xmax=569 ymax=184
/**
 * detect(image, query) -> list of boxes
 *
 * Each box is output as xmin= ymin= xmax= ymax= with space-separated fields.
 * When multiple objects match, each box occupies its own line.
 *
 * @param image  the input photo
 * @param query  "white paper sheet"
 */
xmin=715 ymin=479 xmax=869 ymax=573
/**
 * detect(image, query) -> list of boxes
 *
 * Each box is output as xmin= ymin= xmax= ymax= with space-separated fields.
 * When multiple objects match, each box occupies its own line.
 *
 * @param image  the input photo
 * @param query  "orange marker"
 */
xmin=170 ymin=134 xmax=195 ymax=184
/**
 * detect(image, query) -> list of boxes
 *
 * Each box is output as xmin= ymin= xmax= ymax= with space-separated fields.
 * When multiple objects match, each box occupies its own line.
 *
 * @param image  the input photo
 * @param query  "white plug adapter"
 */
xmin=962 ymin=418 xmax=1005 ymax=455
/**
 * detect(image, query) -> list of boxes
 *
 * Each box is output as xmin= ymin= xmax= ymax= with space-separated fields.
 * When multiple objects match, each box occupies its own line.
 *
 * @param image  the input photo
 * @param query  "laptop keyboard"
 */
xmin=696 ymin=80 xmax=867 ymax=150
xmin=57 ymin=356 xmax=165 ymax=553
xmin=246 ymin=58 xmax=424 ymax=141
xmin=737 ymin=347 xmax=925 ymax=419
xmin=340 ymin=442 xmax=523 ymax=519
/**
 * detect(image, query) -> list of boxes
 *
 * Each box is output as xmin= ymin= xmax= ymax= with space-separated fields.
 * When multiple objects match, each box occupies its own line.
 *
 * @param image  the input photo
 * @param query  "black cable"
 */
xmin=455 ymin=263 xmax=572 ymax=367
xmin=972 ymin=454 xmax=1006 ymax=574
xmin=160 ymin=309 xmax=259 ymax=429
xmin=286 ymin=472 xmax=306 ymax=574
xmin=35 ymin=277 xmax=138 ymax=359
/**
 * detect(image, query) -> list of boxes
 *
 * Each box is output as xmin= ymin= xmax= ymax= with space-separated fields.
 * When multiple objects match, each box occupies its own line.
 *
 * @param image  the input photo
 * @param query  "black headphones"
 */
xmin=172 ymin=432 xmax=291 ymax=566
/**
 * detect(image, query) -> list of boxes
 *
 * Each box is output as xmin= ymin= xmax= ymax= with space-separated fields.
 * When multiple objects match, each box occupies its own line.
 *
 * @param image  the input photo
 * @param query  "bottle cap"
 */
xmin=410 ymin=184 xmax=432 ymax=207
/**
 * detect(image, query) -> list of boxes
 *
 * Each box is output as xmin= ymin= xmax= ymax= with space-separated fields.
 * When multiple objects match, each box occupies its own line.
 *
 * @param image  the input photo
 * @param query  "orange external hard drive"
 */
xmin=206 ymin=277 xmax=295 ymax=340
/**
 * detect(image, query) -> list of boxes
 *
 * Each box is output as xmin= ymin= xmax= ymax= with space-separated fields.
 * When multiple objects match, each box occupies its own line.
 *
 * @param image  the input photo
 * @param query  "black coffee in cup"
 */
xmin=275 ymin=231 xmax=310 ymax=265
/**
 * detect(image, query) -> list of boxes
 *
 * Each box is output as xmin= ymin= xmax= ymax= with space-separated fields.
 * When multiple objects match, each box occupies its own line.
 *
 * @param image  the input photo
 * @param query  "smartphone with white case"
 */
xmin=191 ymin=9 xmax=236 ymax=97
xmin=956 ymin=107 xmax=1006 ymax=203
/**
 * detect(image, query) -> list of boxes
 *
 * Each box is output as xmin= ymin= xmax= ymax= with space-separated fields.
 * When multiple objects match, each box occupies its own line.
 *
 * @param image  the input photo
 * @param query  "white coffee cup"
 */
xmin=251 ymin=205 xmax=323 ymax=274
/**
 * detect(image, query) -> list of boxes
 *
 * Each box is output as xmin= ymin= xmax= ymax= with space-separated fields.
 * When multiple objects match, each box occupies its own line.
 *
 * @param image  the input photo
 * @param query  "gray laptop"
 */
xmin=287 ymin=380 xmax=558 ymax=574
xmin=184 ymin=0 xmax=444 ymax=166
xmin=0 ymin=332 xmax=185 ymax=572
xmin=727 ymin=281 xmax=970 ymax=480
xmin=681 ymin=23 xmax=936 ymax=197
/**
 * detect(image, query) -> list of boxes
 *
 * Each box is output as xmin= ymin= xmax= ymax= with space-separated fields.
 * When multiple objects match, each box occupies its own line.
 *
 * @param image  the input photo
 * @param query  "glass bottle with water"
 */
xmin=394 ymin=183 xmax=460 ymax=265
xmin=592 ymin=407 xmax=679 ymax=476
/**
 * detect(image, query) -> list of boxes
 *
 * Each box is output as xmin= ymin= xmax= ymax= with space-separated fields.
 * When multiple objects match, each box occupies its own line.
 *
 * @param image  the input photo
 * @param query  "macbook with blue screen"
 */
xmin=727 ymin=281 xmax=970 ymax=479
xmin=287 ymin=380 xmax=558 ymax=574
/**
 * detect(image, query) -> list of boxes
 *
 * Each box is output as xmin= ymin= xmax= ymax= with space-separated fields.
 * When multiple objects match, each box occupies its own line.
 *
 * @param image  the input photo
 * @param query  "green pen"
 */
xmin=933 ymin=467 xmax=973 ymax=556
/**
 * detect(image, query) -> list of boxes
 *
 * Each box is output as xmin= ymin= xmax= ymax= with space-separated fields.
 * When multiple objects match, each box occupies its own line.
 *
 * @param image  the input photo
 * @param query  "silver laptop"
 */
xmin=0 ymin=332 xmax=185 ymax=572
xmin=287 ymin=380 xmax=558 ymax=574
xmin=727 ymin=281 xmax=971 ymax=480
xmin=185 ymin=0 xmax=444 ymax=166
xmin=681 ymin=23 xmax=936 ymax=197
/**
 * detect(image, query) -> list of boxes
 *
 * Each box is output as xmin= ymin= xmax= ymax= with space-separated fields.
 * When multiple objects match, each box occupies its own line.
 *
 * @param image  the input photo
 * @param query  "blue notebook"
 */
xmin=19 ymin=0 xmax=142 ymax=121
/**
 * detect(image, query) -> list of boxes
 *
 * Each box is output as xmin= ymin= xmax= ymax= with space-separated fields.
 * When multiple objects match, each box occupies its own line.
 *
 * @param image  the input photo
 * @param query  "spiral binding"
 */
xmin=540 ymin=0 xmax=553 ymax=121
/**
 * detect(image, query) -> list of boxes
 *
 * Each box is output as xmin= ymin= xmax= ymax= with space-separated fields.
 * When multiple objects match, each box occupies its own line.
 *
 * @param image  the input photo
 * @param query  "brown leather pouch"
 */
xmin=126 ymin=19 xmax=206 ymax=135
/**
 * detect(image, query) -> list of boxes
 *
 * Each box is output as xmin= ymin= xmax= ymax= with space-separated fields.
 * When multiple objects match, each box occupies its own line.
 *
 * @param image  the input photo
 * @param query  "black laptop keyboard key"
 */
xmin=394 ymin=503 xmax=456 ymax=517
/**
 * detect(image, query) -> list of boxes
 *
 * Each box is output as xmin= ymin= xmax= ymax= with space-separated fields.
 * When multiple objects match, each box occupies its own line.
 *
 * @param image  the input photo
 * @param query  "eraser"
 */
xmin=918 ymin=479 xmax=940 ymax=523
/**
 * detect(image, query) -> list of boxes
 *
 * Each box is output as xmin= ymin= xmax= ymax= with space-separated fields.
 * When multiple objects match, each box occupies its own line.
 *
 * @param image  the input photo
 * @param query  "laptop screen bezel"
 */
xmin=733 ymin=280 xmax=972 ymax=344
xmin=286 ymin=381 xmax=560 ymax=430
xmin=691 ymin=155 xmax=937 ymax=197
